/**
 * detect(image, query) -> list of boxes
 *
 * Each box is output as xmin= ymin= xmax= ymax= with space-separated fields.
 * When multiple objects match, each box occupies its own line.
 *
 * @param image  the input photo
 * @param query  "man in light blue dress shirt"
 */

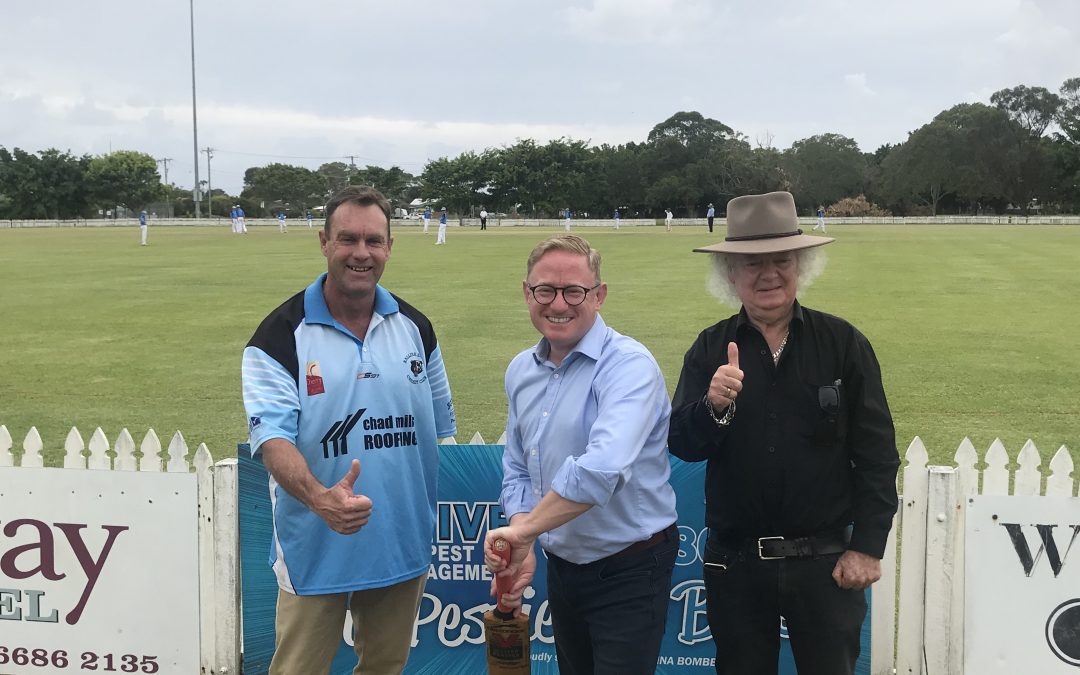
xmin=484 ymin=234 xmax=678 ymax=674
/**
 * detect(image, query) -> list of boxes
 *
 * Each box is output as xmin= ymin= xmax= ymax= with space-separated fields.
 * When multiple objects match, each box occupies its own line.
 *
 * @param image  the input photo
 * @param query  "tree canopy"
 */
xmin=3 ymin=76 xmax=1079 ymax=220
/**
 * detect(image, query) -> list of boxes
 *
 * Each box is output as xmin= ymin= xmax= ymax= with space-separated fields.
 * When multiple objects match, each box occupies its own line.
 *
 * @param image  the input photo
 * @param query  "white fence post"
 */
xmin=213 ymin=458 xmax=242 ymax=672
xmin=896 ymin=437 xmax=930 ymax=674
xmin=923 ymin=466 xmax=961 ymax=673
xmin=196 ymin=445 xmax=217 ymax=674
xmin=871 ymin=511 xmax=898 ymax=674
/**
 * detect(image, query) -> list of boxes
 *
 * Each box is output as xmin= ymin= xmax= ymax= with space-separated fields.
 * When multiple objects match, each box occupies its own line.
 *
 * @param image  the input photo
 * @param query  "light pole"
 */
xmin=189 ymin=0 xmax=201 ymax=218
xmin=203 ymin=147 xmax=214 ymax=216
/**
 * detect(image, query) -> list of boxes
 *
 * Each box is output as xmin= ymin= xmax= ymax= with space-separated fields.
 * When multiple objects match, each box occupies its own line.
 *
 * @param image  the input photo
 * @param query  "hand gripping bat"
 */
xmin=484 ymin=539 xmax=531 ymax=674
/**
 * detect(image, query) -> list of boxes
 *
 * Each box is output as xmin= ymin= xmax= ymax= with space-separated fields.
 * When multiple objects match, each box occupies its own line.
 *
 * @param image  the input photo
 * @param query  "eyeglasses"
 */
xmin=527 ymin=283 xmax=600 ymax=306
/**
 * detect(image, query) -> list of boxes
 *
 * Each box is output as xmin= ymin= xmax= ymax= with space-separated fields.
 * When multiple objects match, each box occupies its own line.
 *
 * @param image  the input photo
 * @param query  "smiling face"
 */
xmin=524 ymin=249 xmax=606 ymax=366
xmin=729 ymin=251 xmax=799 ymax=325
xmin=320 ymin=202 xmax=392 ymax=306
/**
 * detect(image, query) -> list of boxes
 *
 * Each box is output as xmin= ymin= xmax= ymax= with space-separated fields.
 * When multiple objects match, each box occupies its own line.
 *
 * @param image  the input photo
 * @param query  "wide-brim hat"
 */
xmin=694 ymin=191 xmax=833 ymax=254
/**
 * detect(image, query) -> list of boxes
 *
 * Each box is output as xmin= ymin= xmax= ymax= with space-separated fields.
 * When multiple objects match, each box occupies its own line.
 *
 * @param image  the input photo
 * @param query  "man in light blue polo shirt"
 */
xmin=484 ymin=234 xmax=678 ymax=675
xmin=242 ymin=185 xmax=455 ymax=674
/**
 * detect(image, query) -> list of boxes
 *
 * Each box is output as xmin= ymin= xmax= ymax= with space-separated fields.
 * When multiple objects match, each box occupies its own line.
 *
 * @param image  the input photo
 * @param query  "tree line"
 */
xmin=2 ymin=79 xmax=1077 ymax=220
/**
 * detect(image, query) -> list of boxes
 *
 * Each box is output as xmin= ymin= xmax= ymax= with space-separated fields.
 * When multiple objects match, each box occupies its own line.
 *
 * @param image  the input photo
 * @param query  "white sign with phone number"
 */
xmin=0 ymin=467 xmax=199 ymax=674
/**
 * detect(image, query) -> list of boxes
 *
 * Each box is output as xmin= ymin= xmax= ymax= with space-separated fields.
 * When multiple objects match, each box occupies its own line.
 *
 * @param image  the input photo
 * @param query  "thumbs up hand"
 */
xmin=316 ymin=459 xmax=374 ymax=534
xmin=708 ymin=342 xmax=744 ymax=410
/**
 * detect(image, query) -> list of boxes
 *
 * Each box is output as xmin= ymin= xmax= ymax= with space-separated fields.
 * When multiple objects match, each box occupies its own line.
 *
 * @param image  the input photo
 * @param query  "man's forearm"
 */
xmin=512 ymin=490 xmax=592 ymax=541
xmin=261 ymin=438 xmax=325 ymax=509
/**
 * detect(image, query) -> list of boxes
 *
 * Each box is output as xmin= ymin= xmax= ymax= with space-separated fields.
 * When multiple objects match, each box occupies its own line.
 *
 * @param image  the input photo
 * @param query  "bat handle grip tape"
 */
xmin=494 ymin=539 xmax=516 ymax=619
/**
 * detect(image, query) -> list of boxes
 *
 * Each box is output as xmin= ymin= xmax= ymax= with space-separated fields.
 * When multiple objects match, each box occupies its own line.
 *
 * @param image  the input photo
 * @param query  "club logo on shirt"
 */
xmin=306 ymin=361 xmax=325 ymax=396
xmin=248 ymin=416 xmax=261 ymax=432
xmin=403 ymin=351 xmax=427 ymax=384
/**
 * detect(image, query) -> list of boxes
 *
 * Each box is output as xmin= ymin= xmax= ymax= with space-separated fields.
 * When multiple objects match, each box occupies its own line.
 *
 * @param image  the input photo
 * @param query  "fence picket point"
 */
xmin=115 ymin=428 xmax=137 ymax=471
xmin=0 ymin=425 xmax=12 ymax=466
xmin=982 ymin=438 xmax=1009 ymax=495
xmin=88 ymin=427 xmax=111 ymax=470
xmin=468 ymin=432 xmax=485 ymax=444
xmin=21 ymin=427 xmax=44 ymax=467
xmin=63 ymin=426 xmax=86 ymax=469
xmin=140 ymin=428 xmax=162 ymax=472
xmin=167 ymin=430 xmax=190 ymax=472
xmin=1046 ymin=445 xmax=1075 ymax=497
xmin=1014 ymin=439 xmax=1042 ymax=496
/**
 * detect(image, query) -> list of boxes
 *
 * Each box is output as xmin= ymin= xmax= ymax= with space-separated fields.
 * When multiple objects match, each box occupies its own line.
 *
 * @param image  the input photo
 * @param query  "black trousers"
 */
xmin=546 ymin=535 xmax=677 ymax=674
xmin=707 ymin=216 xmax=714 ymax=232
xmin=480 ymin=217 xmax=487 ymax=229
xmin=703 ymin=538 xmax=865 ymax=675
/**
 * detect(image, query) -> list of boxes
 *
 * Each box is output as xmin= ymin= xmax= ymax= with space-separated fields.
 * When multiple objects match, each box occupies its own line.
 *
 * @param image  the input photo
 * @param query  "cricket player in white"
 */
xmin=665 ymin=209 xmax=673 ymax=231
xmin=436 ymin=207 xmax=447 ymax=245
xmin=139 ymin=210 xmax=148 ymax=245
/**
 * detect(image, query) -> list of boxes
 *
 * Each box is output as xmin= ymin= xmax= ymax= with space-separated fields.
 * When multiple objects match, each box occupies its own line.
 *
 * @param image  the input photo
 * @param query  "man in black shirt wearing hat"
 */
xmin=668 ymin=191 xmax=899 ymax=675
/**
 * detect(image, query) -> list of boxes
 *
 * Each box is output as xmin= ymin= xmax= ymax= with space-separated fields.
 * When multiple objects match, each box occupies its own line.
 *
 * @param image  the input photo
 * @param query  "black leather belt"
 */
xmin=610 ymin=523 xmax=678 ymax=559
xmin=711 ymin=529 xmax=849 ymax=560
xmin=756 ymin=533 xmax=847 ymax=559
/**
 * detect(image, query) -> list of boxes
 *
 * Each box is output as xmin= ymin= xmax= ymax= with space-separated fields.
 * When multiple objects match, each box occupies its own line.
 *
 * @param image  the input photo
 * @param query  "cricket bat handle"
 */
xmin=485 ymin=538 xmax=531 ymax=674
xmin=493 ymin=538 xmax=515 ymax=619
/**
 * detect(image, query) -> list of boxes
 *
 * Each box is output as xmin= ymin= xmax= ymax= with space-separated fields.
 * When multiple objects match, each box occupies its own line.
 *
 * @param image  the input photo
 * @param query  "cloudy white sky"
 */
xmin=2 ymin=0 xmax=1077 ymax=195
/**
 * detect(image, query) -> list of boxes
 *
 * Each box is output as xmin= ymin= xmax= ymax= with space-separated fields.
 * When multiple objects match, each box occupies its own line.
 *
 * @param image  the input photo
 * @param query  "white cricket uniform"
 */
xmin=436 ymin=212 xmax=447 ymax=244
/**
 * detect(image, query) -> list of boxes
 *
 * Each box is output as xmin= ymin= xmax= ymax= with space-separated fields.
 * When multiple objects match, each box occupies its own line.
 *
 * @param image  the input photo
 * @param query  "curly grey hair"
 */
xmin=705 ymin=248 xmax=827 ymax=307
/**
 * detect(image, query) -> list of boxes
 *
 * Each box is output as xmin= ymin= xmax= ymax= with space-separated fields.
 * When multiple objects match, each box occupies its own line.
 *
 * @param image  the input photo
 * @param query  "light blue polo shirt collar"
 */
xmin=532 ymin=313 xmax=607 ymax=366
xmin=302 ymin=273 xmax=399 ymax=327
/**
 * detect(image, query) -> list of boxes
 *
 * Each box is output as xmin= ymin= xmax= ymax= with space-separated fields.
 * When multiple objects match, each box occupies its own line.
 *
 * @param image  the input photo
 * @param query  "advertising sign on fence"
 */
xmin=240 ymin=445 xmax=870 ymax=674
xmin=965 ymin=495 xmax=1080 ymax=672
xmin=0 ymin=467 xmax=200 ymax=674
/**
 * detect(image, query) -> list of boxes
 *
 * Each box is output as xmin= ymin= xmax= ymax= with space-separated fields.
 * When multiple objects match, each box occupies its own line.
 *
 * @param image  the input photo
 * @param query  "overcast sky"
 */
xmin=2 ymin=0 xmax=1077 ymax=195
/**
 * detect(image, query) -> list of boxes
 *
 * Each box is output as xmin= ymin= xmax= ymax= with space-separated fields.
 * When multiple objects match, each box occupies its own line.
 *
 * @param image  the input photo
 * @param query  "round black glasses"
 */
xmin=527 ymin=283 xmax=601 ymax=306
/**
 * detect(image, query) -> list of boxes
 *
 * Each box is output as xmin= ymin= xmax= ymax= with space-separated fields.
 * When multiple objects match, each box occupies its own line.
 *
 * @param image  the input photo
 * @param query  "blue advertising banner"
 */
xmin=239 ymin=444 xmax=870 ymax=674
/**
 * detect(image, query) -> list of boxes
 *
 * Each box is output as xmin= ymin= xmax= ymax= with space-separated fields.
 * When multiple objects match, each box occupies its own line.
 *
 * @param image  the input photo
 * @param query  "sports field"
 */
xmin=1 ymin=222 xmax=1077 ymax=470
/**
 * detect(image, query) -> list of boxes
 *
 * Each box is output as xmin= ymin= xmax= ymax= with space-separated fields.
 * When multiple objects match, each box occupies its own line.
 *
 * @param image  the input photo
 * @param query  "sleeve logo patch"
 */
xmin=306 ymin=361 xmax=326 ymax=396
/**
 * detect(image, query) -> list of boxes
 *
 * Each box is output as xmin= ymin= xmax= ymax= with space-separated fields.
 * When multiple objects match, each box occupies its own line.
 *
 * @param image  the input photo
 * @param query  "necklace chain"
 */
xmin=772 ymin=332 xmax=790 ymax=365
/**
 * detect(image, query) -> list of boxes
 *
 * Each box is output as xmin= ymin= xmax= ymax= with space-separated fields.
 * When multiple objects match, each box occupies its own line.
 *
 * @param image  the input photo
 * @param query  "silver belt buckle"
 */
xmin=757 ymin=536 xmax=785 ymax=560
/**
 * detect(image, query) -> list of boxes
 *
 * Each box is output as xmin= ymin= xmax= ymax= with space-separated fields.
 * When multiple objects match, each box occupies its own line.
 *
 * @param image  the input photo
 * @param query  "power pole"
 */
xmin=202 ymin=147 xmax=215 ymax=216
xmin=156 ymin=158 xmax=173 ymax=217
xmin=189 ymin=0 xmax=201 ymax=219
xmin=347 ymin=155 xmax=357 ymax=185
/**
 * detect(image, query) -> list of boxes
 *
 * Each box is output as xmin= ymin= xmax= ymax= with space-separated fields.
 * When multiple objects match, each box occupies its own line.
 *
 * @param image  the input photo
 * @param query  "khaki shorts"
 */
xmin=269 ymin=573 xmax=427 ymax=675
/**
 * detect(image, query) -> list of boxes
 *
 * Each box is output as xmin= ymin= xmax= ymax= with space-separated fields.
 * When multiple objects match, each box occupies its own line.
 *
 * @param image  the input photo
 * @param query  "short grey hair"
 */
xmin=705 ymin=248 xmax=827 ymax=307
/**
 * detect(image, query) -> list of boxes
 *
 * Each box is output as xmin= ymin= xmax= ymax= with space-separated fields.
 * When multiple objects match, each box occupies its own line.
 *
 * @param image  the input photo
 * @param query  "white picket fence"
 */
xmin=0 ymin=424 xmax=241 ymax=675
xmin=873 ymin=436 xmax=1076 ymax=675
xmin=2 ymin=425 xmax=1075 ymax=674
